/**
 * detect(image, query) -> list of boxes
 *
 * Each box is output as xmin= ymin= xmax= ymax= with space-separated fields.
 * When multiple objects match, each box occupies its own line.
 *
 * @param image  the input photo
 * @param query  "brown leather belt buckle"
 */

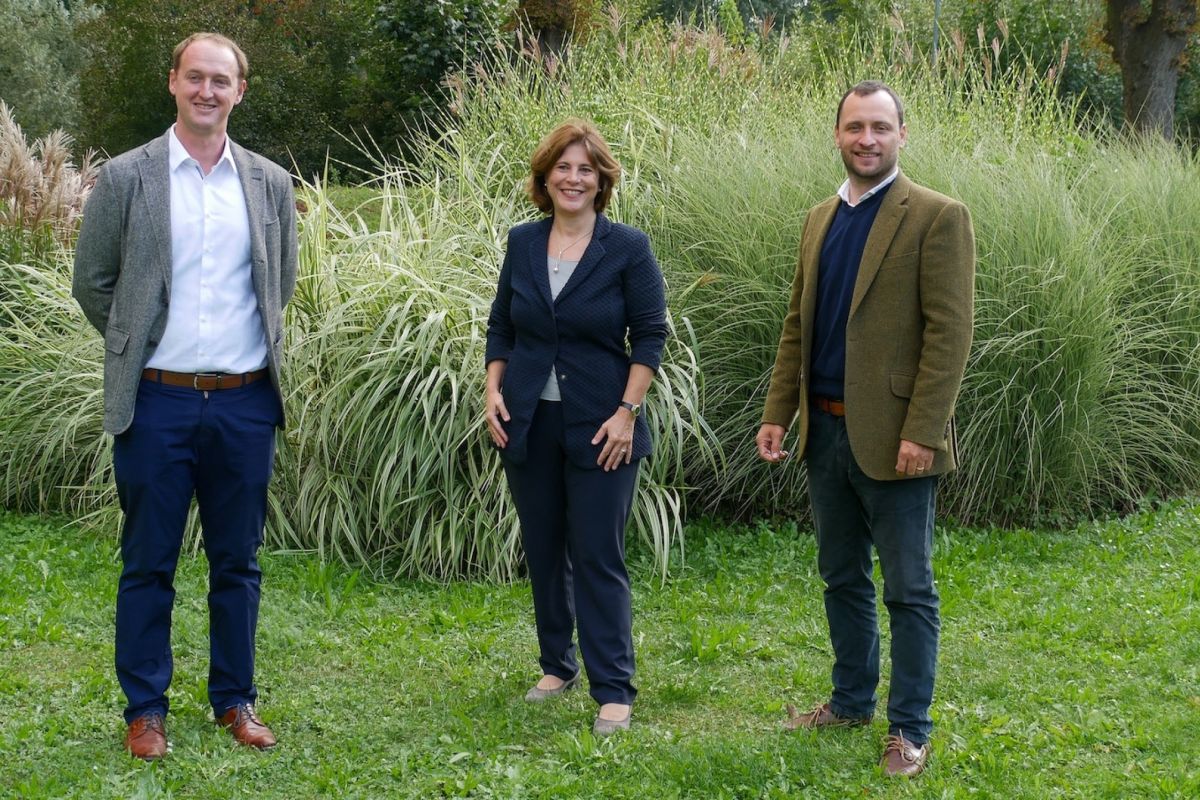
xmin=193 ymin=373 xmax=220 ymax=390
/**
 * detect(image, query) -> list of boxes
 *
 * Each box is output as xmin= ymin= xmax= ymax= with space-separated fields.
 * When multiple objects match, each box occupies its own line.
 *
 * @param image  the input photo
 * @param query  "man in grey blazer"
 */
xmin=756 ymin=82 xmax=974 ymax=777
xmin=72 ymin=32 xmax=297 ymax=760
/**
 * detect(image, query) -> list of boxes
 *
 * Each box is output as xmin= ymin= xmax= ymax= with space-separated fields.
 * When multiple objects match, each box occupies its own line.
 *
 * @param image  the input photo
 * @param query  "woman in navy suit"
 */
xmin=485 ymin=119 xmax=668 ymax=736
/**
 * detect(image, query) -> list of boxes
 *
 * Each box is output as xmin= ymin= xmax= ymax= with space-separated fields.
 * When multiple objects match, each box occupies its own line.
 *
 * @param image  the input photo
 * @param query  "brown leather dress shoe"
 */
xmin=125 ymin=713 xmax=168 ymax=760
xmin=784 ymin=702 xmax=872 ymax=731
xmin=217 ymin=703 xmax=277 ymax=750
xmin=880 ymin=733 xmax=930 ymax=777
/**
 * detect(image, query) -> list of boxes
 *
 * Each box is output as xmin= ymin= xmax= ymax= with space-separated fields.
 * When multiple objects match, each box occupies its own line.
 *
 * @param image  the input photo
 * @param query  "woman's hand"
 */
xmin=592 ymin=408 xmax=635 ymax=471
xmin=486 ymin=389 xmax=510 ymax=448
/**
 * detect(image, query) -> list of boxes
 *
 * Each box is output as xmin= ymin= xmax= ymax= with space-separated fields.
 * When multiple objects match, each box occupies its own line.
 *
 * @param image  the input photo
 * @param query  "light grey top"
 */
xmin=540 ymin=256 xmax=580 ymax=401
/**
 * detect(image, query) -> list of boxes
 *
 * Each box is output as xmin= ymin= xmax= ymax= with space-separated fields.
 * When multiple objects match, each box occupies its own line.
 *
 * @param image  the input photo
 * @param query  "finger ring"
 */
xmin=916 ymin=466 xmax=926 ymax=472
xmin=619 ymin=448 xmax=627 ymax=454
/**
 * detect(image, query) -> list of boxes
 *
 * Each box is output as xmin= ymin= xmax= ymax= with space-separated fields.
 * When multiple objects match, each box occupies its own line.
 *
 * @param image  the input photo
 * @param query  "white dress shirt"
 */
xmin=837 ymin=168 xmax=899 ymax=208
xmin=146 ymin=126 xmax=268 ymax=373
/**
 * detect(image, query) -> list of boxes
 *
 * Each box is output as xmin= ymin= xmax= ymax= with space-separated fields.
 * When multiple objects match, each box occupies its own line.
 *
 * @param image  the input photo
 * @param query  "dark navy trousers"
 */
xmin=502 ymin=400 xmax=639 ymax=706
xmin=112 ymin=377 xmax=280 ymax=723
xmin=805 ymin=409 xmax=940 ymax=744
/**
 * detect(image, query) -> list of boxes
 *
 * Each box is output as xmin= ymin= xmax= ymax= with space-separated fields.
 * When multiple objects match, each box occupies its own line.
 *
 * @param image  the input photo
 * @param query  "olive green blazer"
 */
xmin=762 ymin=173 xmax=975 ymax=480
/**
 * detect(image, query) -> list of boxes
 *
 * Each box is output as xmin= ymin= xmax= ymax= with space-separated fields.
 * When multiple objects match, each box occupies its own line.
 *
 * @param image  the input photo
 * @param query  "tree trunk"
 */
xmin=516 ymin=1 xmax=579 ymax=62
xmin=534 ymin=24 xmax=568 ymax=61
xmin=1105 ymin=0 xmax=1199 ymax=139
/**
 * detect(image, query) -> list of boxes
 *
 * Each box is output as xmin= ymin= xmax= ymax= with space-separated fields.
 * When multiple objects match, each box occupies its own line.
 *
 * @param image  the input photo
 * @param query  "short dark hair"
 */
xmin=527 ymin=118 xmax=621 ymax=215
xmin=836 ymin=81 xmax=904 ymax=128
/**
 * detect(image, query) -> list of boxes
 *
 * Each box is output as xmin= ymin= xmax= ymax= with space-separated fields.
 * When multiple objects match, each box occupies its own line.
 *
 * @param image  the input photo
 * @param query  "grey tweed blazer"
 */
xmin=72 ymin=132 xmax=298 ymax=435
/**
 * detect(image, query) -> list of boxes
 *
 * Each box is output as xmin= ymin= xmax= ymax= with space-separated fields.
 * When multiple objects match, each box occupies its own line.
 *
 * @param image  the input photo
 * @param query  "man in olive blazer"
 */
xmin=72 ymin=33 xmax=296 ymax=760
xmin=756 ymin=82 xmax=974 ymax=777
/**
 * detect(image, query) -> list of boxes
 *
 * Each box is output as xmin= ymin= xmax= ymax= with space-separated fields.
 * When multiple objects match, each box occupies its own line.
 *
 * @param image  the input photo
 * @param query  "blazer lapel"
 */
xmin=137 ymin=135 xmax=172 ymax=289
xmin=553 ymin=213 xmax=611 ymax=306
xmin=849 ymin=173 xmax=910 ymax=319
xmin=803 ymin=199 xmax=837 ymax=301
xmin=232 ymin=142 xmax=269 ymax=301
xmin=802 ymin=198 xmax=838 ymax=374
xmin=526 ymin=218 xmax=554 ymax=310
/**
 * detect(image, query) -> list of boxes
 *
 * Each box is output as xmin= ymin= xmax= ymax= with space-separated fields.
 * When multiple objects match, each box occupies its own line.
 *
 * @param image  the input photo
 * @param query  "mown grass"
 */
xmin=2 ymin=503 xmax=1198 ymax=798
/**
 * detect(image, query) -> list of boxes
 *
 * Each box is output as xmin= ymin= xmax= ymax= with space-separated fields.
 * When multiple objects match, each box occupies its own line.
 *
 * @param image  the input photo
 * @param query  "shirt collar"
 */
xmin=168 ymin=124 xmax=238 ymax=175
xmin=837 ymin=168 xmax=898 ymax=207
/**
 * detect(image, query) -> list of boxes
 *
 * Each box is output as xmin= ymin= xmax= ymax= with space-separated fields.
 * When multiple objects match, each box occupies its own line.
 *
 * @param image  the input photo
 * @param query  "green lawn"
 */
xmin=2 ymin=504 xmax=1198 ymax=799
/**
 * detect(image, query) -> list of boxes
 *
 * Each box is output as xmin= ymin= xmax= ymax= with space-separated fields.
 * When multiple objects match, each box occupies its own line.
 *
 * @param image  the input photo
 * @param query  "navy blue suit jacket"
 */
xmin=486 ymin=213 xmax=668 ymax=468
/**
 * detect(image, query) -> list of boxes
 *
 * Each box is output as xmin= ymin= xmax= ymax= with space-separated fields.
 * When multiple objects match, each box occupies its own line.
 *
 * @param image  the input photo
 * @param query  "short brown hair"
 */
xmin=836 ymin=80 xmax=905 ymax=128
xmin=172 ymin=33 xmax=249 ymax=81
xmin=527 ymin=119 xmax=621 ymax=214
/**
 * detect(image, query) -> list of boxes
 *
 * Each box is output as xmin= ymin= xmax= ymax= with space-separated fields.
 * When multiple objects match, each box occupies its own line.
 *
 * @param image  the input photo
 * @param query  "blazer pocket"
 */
xmin=890 ymin=372 xmax=915 ymax=398
xmin=105 ymin=326 xmax=130 ymax=355
xmin=263 ymin=217 xmax=280 ymax=261
xmin=879 ymin=250 xmax=918 ymax=270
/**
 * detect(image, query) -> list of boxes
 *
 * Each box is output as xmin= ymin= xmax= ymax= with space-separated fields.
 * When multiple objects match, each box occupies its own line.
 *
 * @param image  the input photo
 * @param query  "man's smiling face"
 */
xmin=835 ymin=89 xmax=907 ymax=185
xmin=168 ymin=38 xmax=245 ymax=140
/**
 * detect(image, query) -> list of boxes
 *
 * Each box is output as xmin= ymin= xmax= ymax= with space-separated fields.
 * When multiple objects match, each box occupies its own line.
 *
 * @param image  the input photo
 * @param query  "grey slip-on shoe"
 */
xmin=524 ymin=672 xmax=582 ymax=702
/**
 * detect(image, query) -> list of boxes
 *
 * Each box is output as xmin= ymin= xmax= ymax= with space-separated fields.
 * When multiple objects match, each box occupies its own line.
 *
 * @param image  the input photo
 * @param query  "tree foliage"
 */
xmin=0 ymin=0 xmax=97 ymax=139
xmin=76 ymin=0 xmax=380 ymax=177
xmin=375 ymin=0 xmax=511 ymax=101
xmin=74 ymin=0 xmax=513 ymax=177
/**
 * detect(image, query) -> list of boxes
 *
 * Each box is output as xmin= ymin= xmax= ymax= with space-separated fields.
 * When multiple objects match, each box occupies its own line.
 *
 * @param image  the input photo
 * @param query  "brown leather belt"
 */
xmin=142 ymin=368 xmax=268 ymax=391
xmin=811 ymin=396 xmax=846 ymax=417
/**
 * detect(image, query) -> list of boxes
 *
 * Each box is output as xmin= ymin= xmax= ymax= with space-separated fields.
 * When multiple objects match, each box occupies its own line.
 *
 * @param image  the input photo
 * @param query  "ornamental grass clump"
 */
xmin=270 ymin=161 xmax=710 ymax=579
xmin=437 ymin=15 xmax=1200 ymax=525
xmin=0 ymin=100 xmax=99 ymax=263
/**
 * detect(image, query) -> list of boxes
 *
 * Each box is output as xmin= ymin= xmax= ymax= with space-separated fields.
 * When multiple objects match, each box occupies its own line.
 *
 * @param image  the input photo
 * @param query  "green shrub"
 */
xmin=4 ymin=16 xmax=1200 ymax=577
xmin=356 ymin=0 xmax=513 ymax=166
xmin=0 ymin=0 xmax=97 ymax=140
xmin=75 ymin=0 xmax=391 ymax=179
xmin=73 ymin=0 xmax=519 ymax=178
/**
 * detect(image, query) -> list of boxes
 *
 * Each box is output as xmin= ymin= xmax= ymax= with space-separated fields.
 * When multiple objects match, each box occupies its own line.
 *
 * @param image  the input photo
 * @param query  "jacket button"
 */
xmin=560 ymin=373 xmax=567 ymax=381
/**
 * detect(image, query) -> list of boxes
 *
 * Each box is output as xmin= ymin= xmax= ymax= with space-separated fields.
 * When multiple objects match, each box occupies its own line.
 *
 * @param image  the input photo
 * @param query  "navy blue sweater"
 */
xmin=809 ymin=181 xmax=892 ymax=399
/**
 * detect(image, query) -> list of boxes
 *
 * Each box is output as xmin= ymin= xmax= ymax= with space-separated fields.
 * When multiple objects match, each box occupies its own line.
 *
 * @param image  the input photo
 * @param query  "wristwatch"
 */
xmin=619 ymin=400 xmax=641 ymax=417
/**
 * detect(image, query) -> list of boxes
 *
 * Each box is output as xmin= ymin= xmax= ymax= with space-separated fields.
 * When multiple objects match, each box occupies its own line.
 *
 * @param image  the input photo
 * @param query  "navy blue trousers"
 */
xmin=112 ymin=377 xmax=280 ymax=723
xmin=805 ymin=409 xmax=940 ymax=744
xmin=502 ymin=400 xmax=639 ymax=706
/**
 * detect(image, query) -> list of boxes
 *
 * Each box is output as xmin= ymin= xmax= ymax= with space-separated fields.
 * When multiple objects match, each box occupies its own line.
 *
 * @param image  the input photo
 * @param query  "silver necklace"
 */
xmin=552 ymin=228 xmax=593 ymax=273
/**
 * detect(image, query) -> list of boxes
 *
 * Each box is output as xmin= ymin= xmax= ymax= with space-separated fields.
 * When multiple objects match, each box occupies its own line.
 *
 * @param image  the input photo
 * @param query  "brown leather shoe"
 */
xmin=880 ymin=733 xmax=929 ymax=777
xmin=125 ymin=713 xmax=168 ymax=761
xmin=784 ymin=702 xmax=872 ymax=731
xmin=217 ymin=703 xmax=277 ymax=750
